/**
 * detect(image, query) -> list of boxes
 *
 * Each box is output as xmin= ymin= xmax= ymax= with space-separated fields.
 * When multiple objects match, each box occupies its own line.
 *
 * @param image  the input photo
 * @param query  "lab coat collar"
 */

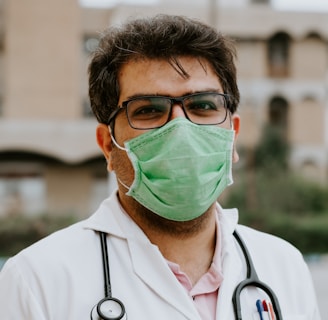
xmin=215 ymin=202 xmax=239 ymax=239
xmin=83 ymin=191 xmax=139 ymax=239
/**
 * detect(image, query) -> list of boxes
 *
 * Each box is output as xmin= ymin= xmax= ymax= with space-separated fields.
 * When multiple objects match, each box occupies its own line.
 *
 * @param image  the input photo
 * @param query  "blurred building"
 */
xmin=0 ymin=0 xmax=327 ymax=217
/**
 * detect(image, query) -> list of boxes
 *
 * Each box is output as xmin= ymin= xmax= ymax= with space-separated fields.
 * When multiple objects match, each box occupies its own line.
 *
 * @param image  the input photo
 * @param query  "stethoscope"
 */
xmin=90 ymin=232 xmax=127 ymax=320
xmin=91 ymin=230 xmax=283 ymax=320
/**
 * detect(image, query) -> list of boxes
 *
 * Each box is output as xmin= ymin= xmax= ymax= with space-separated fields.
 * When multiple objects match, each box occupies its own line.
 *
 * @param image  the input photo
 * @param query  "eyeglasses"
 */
xmin=108 ymin=92 xmax=231 ymax=130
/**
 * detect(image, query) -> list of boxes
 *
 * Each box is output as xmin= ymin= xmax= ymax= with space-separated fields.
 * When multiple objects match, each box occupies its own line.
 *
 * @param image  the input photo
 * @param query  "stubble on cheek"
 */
xmin=110 ymin=145 xmax=135 ymax=187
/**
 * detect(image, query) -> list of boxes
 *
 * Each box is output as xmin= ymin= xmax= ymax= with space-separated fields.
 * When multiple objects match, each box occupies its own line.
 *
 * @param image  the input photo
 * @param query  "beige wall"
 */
xmin=289 ymin=99 xmax=325 ymax=145
xmin=291 ymin=37 xmax=327 ymax=80
xmin=236 ymin=102 xmax=262 ymax=148
xmin=4 ymin=0 xmax=81 ymax=119
xmin=236 ymin=40 xmax=268 ymax=79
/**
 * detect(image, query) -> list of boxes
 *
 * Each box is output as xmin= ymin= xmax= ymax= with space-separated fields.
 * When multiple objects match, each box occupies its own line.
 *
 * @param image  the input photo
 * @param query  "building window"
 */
xmin=83 ymin=35 xmax=99 ymax=55
xmin=305 ymin=32 xmax=322 ymax=41
xmin=269 ymin=96 xmax=288 ymax=128
xmin=82 ymin=97 xmax=94 ymax=118
xmin=301 ymin=160 xmax=320 ymax=181
xmin=251 ymin=0 xmax=269 ymax=4
xmin=0 ymin=174 xmax=46 ymax=217
xmin=268 ymin=32 xmax=290 ymax=77
xmin=0 ymin=32 xmax=4 ymax=51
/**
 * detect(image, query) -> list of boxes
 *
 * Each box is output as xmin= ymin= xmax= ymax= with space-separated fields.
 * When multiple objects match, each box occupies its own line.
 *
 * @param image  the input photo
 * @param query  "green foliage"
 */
xmin=223 ymin=169 xmax=328 ymax=253
xmin=223 ymin=122 xmax=328 ymax=253
xmin=254 ymin=125 xmax=290 ymax=170
xmin=0 ymin=214 xmax=78 ymax=256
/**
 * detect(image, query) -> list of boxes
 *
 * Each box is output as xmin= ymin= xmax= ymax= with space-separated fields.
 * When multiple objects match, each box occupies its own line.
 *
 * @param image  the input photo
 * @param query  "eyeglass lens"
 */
xmin=126 ymin=93 xmax=228 ymax=129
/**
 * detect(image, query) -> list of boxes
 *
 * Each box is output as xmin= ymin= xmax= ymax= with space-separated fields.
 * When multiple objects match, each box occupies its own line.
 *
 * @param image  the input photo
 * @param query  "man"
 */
xmin=0 ymin=14 xmax=321 ymax=319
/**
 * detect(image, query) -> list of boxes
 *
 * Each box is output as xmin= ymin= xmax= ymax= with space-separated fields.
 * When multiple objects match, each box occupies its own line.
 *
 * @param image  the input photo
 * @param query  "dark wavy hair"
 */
xmin=88 ymin=14 xmax=240 ymax=124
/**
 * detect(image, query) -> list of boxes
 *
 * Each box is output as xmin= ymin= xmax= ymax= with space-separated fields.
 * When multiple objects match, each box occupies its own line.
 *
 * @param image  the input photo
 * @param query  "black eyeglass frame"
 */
xmin=107 ymin=92 xmax=232 ymax=130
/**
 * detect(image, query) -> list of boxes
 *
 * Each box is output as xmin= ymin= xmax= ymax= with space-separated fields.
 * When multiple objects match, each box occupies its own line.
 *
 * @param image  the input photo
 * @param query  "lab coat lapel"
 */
xmin=83 ymin=194 xmax=127 ymax=238
xmin=215 ymin=207 xmax=244 ymax=319
xmin=216 ymin=234 xmax=243 ymax=318
xmin=128 ymin=238 xmax=201 ymax=320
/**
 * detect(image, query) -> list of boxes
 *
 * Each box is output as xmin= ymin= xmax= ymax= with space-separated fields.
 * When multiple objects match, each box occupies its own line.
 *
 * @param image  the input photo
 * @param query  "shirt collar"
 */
xmin=165 ymin=204 xmax=239 ymax=295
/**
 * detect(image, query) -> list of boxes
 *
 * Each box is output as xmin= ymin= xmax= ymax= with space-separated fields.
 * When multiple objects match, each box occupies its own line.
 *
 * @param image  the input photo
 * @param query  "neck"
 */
xmin=119 ymin=190 xmax=217 ymax=285
xmin=154 ymin=212 xmax=217 ymax=286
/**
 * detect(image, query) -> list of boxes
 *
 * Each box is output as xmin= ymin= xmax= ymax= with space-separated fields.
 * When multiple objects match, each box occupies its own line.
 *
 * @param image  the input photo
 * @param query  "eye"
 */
xmin=128 ymin=99 xmax=168 ymax=120
xmin=132 ymin=106 xmax=165 ymax=119
xmin=186 ymin=100 xmax=221 ymax=117
xmin=188 ymin=101 xmax=218 ymax=111
xmin=135 ymin=106 xmax=162 ymax=115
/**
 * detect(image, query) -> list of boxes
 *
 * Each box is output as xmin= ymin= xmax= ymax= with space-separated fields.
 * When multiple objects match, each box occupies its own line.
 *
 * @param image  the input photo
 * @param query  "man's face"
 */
xmin=97 ymin=56 xmax=240 ymax=218
xmin=111 ymin=56 xmax=229 ymax=184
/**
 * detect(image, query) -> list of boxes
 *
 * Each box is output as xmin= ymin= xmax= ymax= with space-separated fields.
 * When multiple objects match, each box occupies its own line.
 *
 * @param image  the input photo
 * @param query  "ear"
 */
xmin=96 ymin=124 xmax=113 ymax=171
xmin=231 ymin=114 xmax=240 ymax=163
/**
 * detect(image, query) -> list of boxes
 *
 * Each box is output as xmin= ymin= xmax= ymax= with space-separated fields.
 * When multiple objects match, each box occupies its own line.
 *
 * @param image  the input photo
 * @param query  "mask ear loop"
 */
xmin=228 ymin=111 xmax=238 ymax=164
xmin=108 ymin=126 xmax=127 ymax=151
xmin=228 ymin=110 xmax=233 ymax=130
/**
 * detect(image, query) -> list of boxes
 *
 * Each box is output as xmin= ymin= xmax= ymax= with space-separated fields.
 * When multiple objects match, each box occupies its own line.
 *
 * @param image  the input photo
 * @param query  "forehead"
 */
xmin=117 ymin=57 xmax=223 ymax=101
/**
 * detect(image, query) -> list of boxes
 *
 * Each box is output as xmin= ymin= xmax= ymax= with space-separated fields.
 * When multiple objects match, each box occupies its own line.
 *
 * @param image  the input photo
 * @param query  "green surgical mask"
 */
xmin=112 ymin=118 xmax=235 ymax=221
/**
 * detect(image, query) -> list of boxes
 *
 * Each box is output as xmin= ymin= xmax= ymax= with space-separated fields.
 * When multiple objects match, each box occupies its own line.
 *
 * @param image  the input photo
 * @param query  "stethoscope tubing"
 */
xmin=90 ymin=232 xmax=126 ymax=320
xmin=232 ymin=230 xmax=283 ymax=320
xmin=100 ymin=232 xmax=112 ymax=298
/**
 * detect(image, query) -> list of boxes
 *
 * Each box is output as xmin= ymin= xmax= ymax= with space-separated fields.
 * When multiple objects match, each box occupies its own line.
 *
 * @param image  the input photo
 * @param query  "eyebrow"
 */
xmin=124 ymin=89 xmax=223 ymax=101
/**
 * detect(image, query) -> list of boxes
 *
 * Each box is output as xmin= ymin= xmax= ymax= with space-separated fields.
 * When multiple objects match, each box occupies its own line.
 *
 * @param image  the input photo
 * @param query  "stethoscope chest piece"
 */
xmin=91 ymin=297 xmax=127 ymax=320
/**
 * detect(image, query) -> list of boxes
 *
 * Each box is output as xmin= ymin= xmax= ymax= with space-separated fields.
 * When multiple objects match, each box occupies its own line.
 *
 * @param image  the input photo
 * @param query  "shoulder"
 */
xmin=234 ymin=224 xmax=309 ymax=282
xmin=236 ymin=224 xmax=302 ymax=258
xmin=0 ymin=218 xmax=102 ymax=297
xmin=24 ymin=219 xmax=93 ymax=251
xmin=219 ymin=207 xmax=303 ymax=261
xmin=0 ymin=219 xmax=105 ymax=318
xmin=3 ymin=219 xmax=98 ymax=278
xmin=233 ymin=226 xmax=320 ymax=318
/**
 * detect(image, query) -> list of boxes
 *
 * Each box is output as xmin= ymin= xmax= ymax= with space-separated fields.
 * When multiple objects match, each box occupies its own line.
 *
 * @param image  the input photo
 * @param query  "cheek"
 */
xmin=111 ymin=147 xmax=135 ymax=185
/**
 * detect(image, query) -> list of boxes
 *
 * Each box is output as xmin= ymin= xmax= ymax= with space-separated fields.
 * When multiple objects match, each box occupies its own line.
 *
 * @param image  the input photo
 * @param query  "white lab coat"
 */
xmin=0 ymin=191 xmax=321 ymax=320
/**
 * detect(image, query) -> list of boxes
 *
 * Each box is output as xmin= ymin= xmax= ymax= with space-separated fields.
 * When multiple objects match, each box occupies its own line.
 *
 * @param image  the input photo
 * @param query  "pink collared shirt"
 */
xmin=167 ymin=216 xmax=223 ymax=319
